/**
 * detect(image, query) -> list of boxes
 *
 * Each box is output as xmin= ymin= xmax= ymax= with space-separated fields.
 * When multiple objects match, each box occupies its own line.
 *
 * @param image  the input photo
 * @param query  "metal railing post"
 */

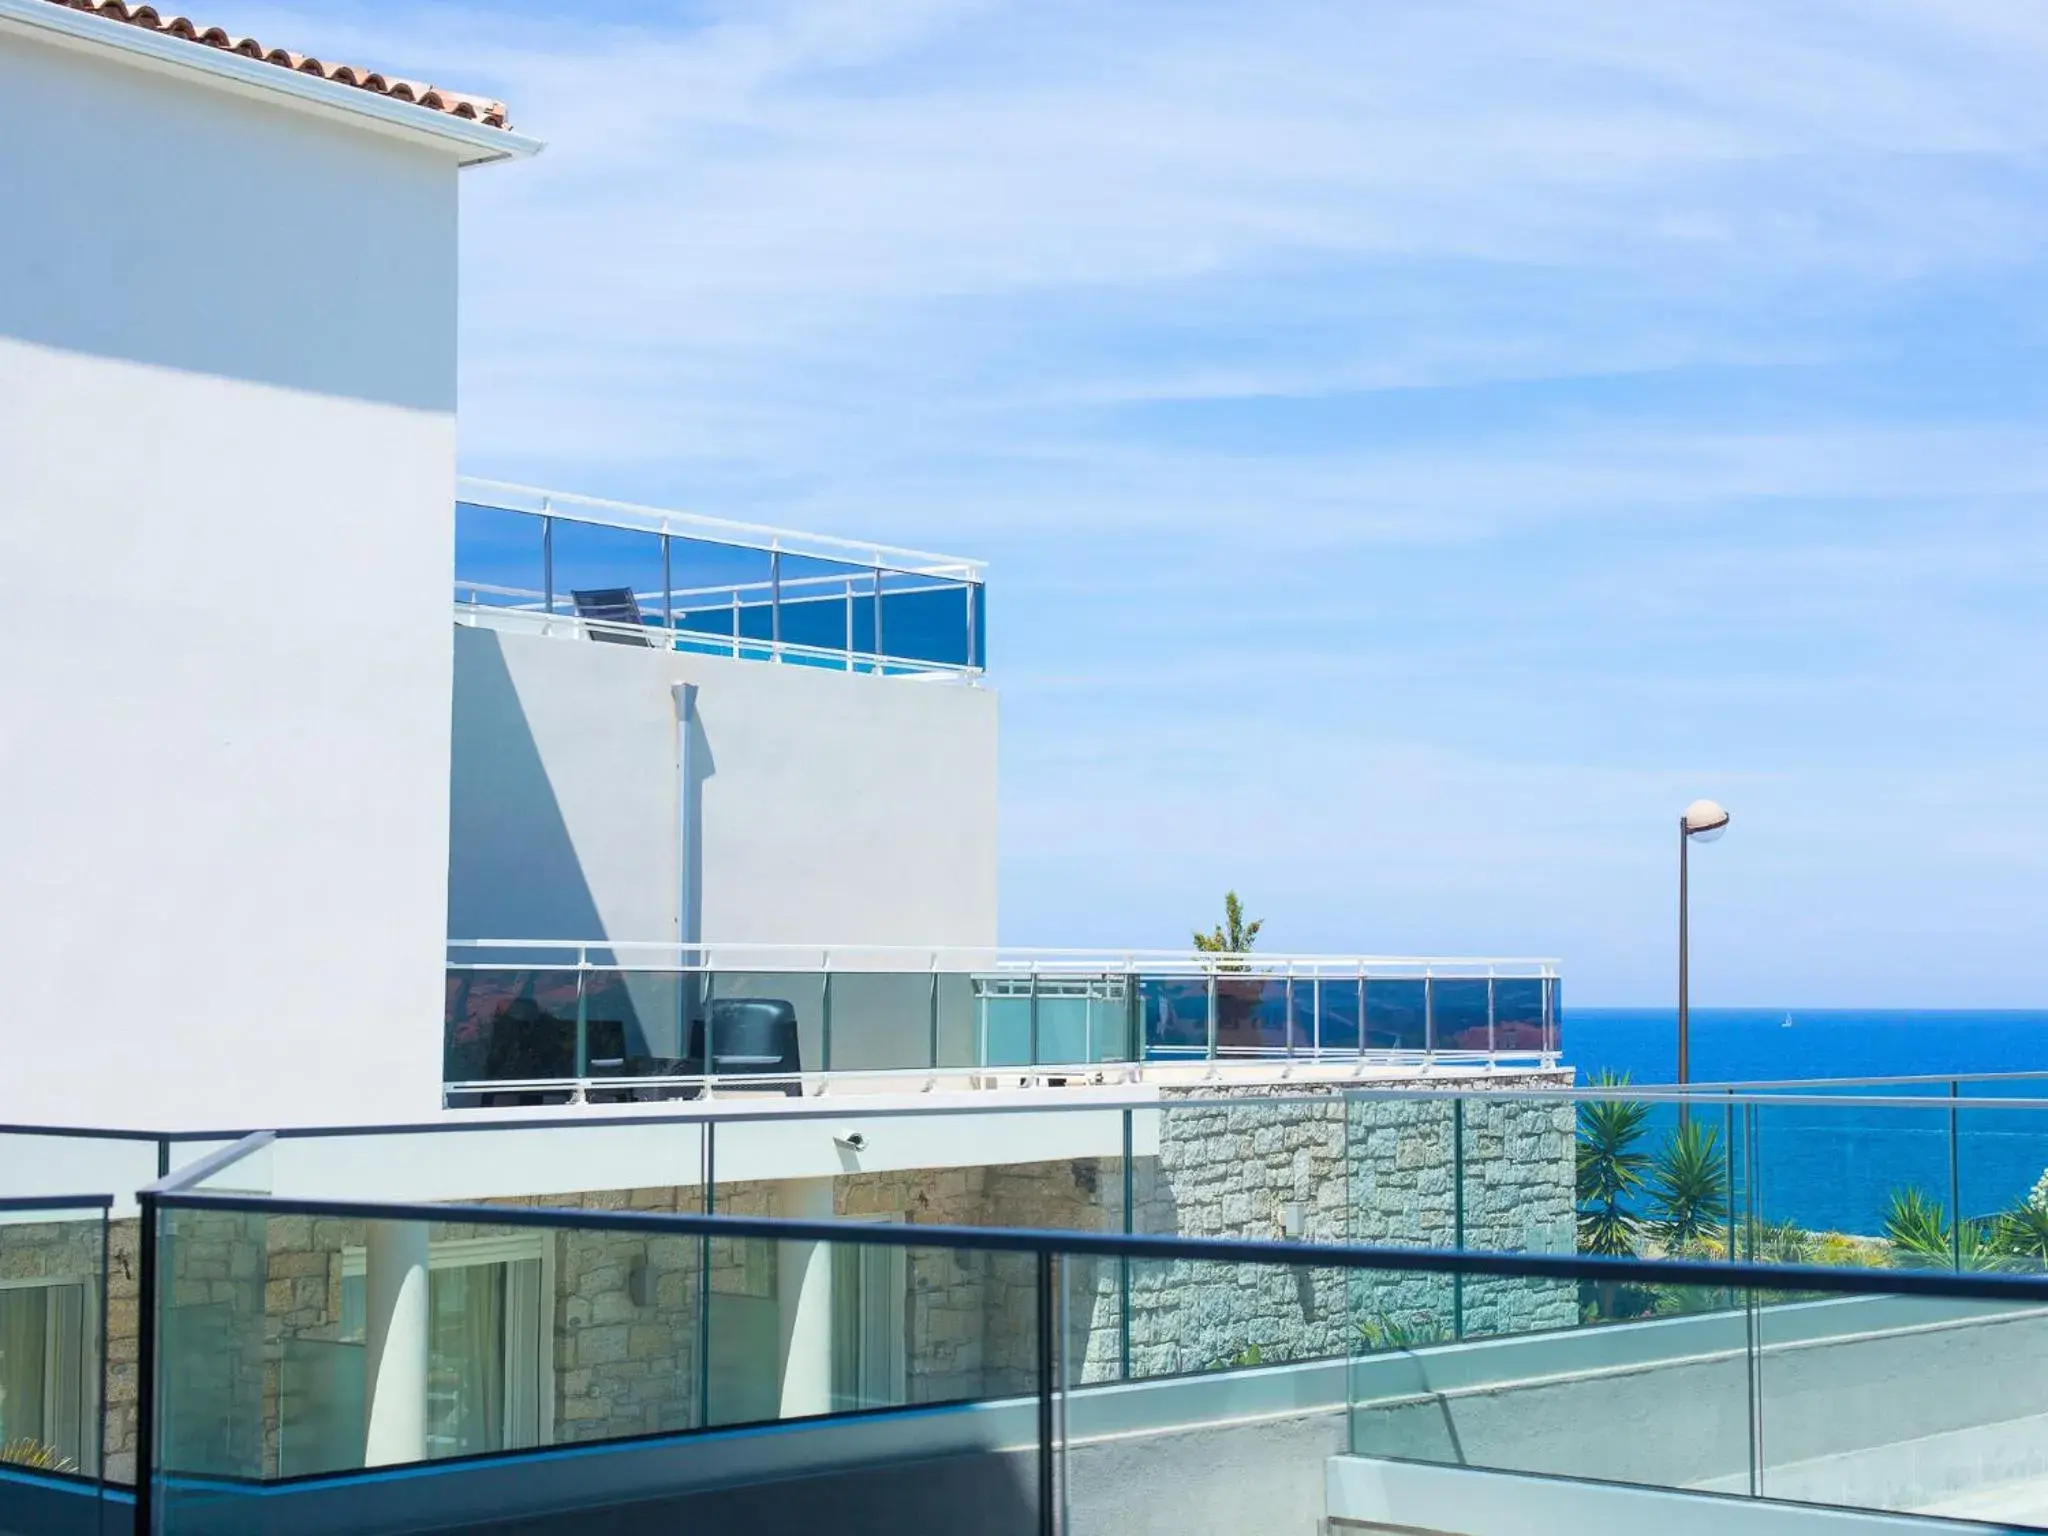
xmin=541 ymin=514 xmax=555 ymax=615
xmin=573 ymin=966 xmax=589 ymax=1091
xmin=770 ymin=548 xmax=783 ymax=660
xmin=1424 ymin=972 xmax=1435 ymax=1056
xmin=928 ymin=967 xmax=940 ymax=1074
xmin=1036 ymin=1249 xmax=1056 ymax=1536
xmin=661 ymin=533 xmax=673 ymax=636
xmin=844 ymin=577 xmax=855 ymax=671
xmin=1205 ymin=971 xmax=1218 ymax=1062
xmin=821 ymin=968 xmax=834 ymax=1072
xmin=133 ymin=1192 xmax=159 ymax=1536
xmin=872 ymin=566 xmax=885 ymax=667
xmin=1950 ymin=1080 xmax=1963 ymax=1272
xmin=965 ymin=579 xmax=978 ymax=670
xmin=1028 ymin=969 xmax=1041 ymax=1067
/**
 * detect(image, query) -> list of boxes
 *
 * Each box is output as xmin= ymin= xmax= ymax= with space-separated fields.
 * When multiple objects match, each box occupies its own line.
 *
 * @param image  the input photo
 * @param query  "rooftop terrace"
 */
xmin=454 ymin=479 xmax=988 ymax=680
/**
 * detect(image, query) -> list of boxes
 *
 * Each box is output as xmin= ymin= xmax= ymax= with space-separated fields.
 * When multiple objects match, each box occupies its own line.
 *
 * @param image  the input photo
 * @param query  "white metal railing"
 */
xmin=454 ymin=481 xmax=986 ymax=680
xmin=459 ymin=477 xmax=985 ymax=581
xmin=453 ymin=601 xmax=971 ymax=679
xmin=446 ymin=940 xmax=1561 ymax=978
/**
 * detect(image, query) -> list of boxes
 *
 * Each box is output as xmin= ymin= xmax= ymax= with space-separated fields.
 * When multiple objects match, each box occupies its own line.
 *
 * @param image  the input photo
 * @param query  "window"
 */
xmin=336 ymin=1237 xmax=550 ymax=1460
xmin=0 ymin=1280 xmax=93 ymax=1473
xmin=830 ymin=1220 xmax=906 ymax=1412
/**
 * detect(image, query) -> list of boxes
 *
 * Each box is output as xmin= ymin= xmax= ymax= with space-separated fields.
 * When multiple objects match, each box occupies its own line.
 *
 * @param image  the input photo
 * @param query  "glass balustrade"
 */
xmin=443 ymin=966 xmax=1566 ymax=1099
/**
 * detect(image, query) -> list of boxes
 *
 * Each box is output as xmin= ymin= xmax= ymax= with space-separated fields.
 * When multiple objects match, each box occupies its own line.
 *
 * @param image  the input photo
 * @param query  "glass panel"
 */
xmin=1956 ymin=1098 xmax=2048 ymax=1268
xmin=1493 ymin=978 xmax=1547 ymax=1053
xmin=1138 ymin=977 xmax=1211 ymax=1060
xmin=1345 ymin=1096 xmax=1458 ymax=1348
xmin=707 ymin=971 xmax=824 ymax=1087
xmin=773 ymin=552 xmax=869 ymax=664
xmin=823 ymin=974 xmax=938 ymax=1075
xmin=548 ymin=520 xmax=666 ymax=638
xmin=276 ymin=1338 xmax=363 ymax=1476
xmin=443 ymin=968 xmax=580 ymax=1098
xmin=933 ymin=973 xmax=980 ymax=1069
xmin=0 ymin=1210 xmax=102 ymax=1484
xmin=971 ymin=975 xmax=1132 ymax=1067
xmin=1457 ymin=1097 xmax=1580 ymax=1338
xmin=155 ymin=1203 xmax=267 ymax=1533
xmin=1214 ymin=976 xmax=1289 ymax=1055
xmin=1363 ymin=978 xmax=1427 ymax=1053
xmin=453 ymin=502 xmax=545 ymax=611
xmin=1749 ymin=1100 xmax=1949 ymax=1265
xmin=1756 ymin=1290 xmax=2048 ymax=1517
xmin=1431 ymin=978 xmax=1491 ymax=1053
xmin=1304 ymin=977 xmax=1361 ymax=1054
xmin=876 ymin=570 xmax=970 ymax=668
xmin=669 ymin=539 xmax=774 ymax=657
xmin=1350 ymin=1277 xmax=1755 ymax=1495
xmin=973 ymin=977 xmax=1034 ymax=1068
xmin=1546 ymin=976 xmax=1564 ymax=1055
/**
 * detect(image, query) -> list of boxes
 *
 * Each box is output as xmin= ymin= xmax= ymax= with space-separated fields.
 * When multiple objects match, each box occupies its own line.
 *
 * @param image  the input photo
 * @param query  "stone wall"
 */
xmin=1076 ymin=1077 xmax=1577 ymax=1381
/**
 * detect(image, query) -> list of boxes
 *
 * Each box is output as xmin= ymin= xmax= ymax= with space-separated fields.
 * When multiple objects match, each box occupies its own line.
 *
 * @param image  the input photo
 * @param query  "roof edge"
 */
xmin=0 ymin=0 xmax=544 ymax=166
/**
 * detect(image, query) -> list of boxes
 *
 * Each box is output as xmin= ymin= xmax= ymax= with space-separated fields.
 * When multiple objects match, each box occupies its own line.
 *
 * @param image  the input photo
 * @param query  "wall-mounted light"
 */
xmin=834 ymin=1130 xmax=867 ymax=1152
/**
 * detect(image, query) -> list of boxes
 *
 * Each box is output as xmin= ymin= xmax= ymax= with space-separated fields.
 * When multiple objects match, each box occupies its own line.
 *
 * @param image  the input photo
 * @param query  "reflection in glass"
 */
xmin=454 ymin=502 xmax=545 ymax=609
xmin=1139 ymin=978 xmax=1212 ymax=1059
xmin=1493 ymin=978 xmax=1547 ymax=1052
xmin=1432 ymin=979 xmax=1491 ymax=1053
xmin=1363 ymin=979 xmax=1427 ymax=1052
xmin=1307 ymin=978 xmax=1363 ymax=1053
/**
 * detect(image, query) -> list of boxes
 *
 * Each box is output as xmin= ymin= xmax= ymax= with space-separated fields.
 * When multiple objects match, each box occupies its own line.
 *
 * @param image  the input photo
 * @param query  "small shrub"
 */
xmin=0 ymin=1438 xmax=78 ymax=1475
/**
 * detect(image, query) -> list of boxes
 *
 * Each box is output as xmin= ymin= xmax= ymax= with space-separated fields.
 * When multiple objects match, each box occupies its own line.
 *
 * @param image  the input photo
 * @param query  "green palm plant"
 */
xmin=1193 ymin=891 xmax=1262 ymax=971
xmin=1883 ymin=1187 xmax=2002 ymax=1272
xmin=1645 ymin=1119 xmax=1729 ymax=1254
xmin=1996 ymin=1202 xmax=2048 ymax=1268
xmin=1575 ymin=1072 xmax=1651 ymax=1258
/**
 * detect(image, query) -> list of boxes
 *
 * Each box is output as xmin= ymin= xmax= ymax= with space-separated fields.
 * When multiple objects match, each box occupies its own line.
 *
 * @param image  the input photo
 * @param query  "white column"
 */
xmin=363 ymin=1219 xmax=430 ymax=1465
xmin=776 ymin=1177 xmax=836 ymax=1417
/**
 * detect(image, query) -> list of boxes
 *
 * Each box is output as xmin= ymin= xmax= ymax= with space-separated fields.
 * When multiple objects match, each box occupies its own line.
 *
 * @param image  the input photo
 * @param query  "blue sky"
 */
xmin=224 ymin=0 xmax=2046 ymax=1005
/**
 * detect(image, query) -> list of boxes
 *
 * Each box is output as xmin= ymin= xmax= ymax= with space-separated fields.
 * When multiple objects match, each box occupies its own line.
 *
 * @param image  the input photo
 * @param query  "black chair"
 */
xmin=570 ymin=586 xmax=655 ymax=646
xmin=679 ymin=998 xmax=803 ymax=1096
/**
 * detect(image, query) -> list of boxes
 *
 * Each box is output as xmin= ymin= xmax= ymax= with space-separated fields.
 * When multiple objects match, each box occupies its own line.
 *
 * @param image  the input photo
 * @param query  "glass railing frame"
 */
xmin=454 ymin=482 xmax=989 ymax=680
xmin=128 ymin=1165 xmax=2048 ymax=1536
xmin=441 ymin=943 xmax=1567 ymax=1101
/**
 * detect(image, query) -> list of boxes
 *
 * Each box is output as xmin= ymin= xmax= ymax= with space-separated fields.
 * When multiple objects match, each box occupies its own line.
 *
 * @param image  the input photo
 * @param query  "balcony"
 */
xmin=442 ymin=943 xmax=1565 ymax=1104
xmin=453 ymin=479 xmax=988 ymax=680
xmin=12 ymin=1086 xmax=2048 ymax=1536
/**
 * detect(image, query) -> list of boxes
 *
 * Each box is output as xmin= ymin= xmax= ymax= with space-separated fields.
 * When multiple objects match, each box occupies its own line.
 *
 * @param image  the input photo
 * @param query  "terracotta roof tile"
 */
xmin=42 ymin=0 xmax=513 ymax=129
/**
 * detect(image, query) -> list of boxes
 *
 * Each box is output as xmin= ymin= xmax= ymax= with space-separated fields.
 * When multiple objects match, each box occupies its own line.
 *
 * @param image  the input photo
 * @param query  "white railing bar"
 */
xmin=453 ymin=604 xmax=982 ymax=681
xmin=459 ymin=476 xmax=987 ymax=580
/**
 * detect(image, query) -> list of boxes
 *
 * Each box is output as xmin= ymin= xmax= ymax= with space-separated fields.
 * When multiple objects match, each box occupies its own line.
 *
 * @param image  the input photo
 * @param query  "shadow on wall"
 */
xmin=446 ymin=630 xmax=723 ymax=1070
xmin=447 ymin=627 xmax=608 ymax=944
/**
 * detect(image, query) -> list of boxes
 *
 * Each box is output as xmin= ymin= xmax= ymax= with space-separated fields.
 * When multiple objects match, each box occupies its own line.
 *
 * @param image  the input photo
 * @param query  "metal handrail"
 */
xmin=460 ymin=477 xmax=986 ymax=579
xmin=142 ymin=1187 xmax=2048 ymax=1305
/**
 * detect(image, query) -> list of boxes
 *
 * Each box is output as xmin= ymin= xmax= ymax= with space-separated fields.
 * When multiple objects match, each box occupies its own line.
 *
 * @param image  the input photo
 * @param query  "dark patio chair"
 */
xmin=570 ymin=586 xmax=655 ymax=646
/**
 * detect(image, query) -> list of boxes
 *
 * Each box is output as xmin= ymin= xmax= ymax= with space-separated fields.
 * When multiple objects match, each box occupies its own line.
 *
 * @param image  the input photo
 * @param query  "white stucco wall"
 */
xmin=448 ymin=626 xmax=1000 ymax=951
xmin=0 ymin=22 xmax=483 ymax=1127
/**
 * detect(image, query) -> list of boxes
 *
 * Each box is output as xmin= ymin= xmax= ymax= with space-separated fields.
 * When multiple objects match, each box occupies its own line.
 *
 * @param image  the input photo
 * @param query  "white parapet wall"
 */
xmin=448 ymin=624 xmax=1000 ymax=950
xmin=0 ymin=9 xmax=533 ymax=1129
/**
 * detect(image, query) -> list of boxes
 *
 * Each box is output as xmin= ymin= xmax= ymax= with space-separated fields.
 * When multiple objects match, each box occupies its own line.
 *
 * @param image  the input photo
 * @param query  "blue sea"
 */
xmin=1566 ymin=1008 xmax=2048 ymax=1236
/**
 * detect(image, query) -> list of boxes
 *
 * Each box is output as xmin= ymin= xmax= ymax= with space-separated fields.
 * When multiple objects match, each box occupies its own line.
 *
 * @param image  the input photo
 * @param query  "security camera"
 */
xmin=834 ymin=1130 xmax=867 ymax=1152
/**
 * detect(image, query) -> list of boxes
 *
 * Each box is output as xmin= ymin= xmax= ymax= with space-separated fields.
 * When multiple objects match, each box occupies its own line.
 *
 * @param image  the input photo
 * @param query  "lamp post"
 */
xmin=1678 ymin=799 xmax=1730 ymax=1090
